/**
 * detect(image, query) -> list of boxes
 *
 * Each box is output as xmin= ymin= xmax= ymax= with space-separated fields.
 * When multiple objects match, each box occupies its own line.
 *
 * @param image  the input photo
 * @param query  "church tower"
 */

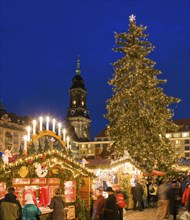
xmin=66 ymin=57 xmax=91 ymax=141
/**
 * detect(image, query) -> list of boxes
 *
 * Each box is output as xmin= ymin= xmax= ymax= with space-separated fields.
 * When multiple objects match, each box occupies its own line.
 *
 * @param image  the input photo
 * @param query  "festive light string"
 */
xmin=48 ymin=159 xmax=88 ymax=177
xmin=2 ymin=150 xmax=94 ymax=177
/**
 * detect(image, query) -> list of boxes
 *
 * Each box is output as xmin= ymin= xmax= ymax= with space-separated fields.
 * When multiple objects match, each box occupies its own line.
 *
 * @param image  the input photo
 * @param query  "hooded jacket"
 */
xmin=22 ymin=193 xmax=42 ymax=220
xmin=0 ymin=193 xmax=22 ymax=220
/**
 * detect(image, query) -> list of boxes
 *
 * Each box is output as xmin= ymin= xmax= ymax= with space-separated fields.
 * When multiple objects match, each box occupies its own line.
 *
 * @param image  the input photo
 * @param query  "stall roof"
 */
xmin=86 ymin=159 xmax=111 ymax=168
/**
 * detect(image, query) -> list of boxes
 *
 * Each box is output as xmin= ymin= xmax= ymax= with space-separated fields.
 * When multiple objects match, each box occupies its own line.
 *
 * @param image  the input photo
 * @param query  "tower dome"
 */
xmin=70 ymin=58 xmax=86 ymax=90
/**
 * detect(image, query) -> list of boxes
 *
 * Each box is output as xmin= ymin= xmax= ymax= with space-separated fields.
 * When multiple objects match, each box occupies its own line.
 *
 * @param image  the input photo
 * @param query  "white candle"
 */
xmin=66 ymin=136 xmax=70 ymax=148
xmin=58 ymin=122 xmax=61 ymax=136
xmin=63 ymin=128 xmax=66 ymax=141
xmin=46 ymin=116 xmax=49 ymax=130
xmin=39 ymin=117 xmax=43 ymax=131
xmin=33 ymin=120 xmax=36 ymax=135
xmin=52 ymin=118 xmax=56 ymax=132
xmin=27 ymin=126 xmax=31 ymax=141
xmin=24 ymin=135 xmax=27 ymax=151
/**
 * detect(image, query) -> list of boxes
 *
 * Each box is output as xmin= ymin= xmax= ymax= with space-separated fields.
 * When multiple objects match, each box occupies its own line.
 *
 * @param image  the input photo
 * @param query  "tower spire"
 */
xmin=76 ymin=55 xmax=81 ymax=75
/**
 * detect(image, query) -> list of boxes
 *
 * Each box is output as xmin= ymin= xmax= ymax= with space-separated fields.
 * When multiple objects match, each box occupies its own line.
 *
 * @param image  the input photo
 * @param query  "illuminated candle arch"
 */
xmin=24 ymin=116 xmax=71 ymax=155
xmin=31 ymin=130 xmax=68 ymax=154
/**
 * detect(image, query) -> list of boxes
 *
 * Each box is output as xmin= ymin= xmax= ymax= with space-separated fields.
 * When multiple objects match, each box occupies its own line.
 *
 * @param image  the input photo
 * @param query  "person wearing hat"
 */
xmin=22 ymin=193 xmax=42 ymax=220
xmin=0 ymin=186 xmax=22 ymax=220
xmin=49 ymin=188 xmax=65 ymax=220
xmin=182 ymin=182 xmax=190 ymax=212
xmin=104 ymin=187 xmax=119 ymax=220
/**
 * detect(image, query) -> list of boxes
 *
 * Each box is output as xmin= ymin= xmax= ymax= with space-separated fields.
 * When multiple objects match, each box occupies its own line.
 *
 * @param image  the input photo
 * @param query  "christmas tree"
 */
xmin=105 ymin=15 xmax=180 ymax=172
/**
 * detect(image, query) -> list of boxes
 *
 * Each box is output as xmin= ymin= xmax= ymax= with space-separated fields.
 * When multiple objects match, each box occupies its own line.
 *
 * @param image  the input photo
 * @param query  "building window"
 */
xmin=184 ymin=125 xmax=190 ymax=130
xmin=182 ymin=132 xmax=189 ymax=138
xmin=175 ymin=140 xmax=180 ymax=145
xmin=14 ymin=140 xmax=18 ymax=145
xmin=166 ymin=134 xmax=171 ymax=138
xmin=96 ymin=138 xmax=103 ymax=141
xmin=184 ymin=146 xmax=190 ymax=151
xmin=185 ymin=153 xmax=190 ymax=158
xmin=175 ymin=147 xmax=180 ymax=152
xmin=13 ymin=132 xmax=19 ymax=138
xmin=173 ymin=133 xmax=180 ymax=138
xmin=95 ymin=144 xmax=100 ymax=148
xmin=184 ymin=139 xmax=190 ymax=144
xmin=5 ymin=131 xmax=12 ymax=144
xmin=103 ymin=144 xmax=108 ymax=148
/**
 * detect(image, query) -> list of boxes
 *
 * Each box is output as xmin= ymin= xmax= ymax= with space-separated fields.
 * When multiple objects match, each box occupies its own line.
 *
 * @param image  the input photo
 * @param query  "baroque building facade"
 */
xmin=0 ymin=101 xmax=31 ymax=154
xmin=166 ymin=119 xmax=190 ymax=159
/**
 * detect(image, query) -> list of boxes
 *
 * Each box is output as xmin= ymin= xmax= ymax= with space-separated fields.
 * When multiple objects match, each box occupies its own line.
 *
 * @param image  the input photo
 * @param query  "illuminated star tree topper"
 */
xmin=129 ymin=14 xmax=136 ymax=22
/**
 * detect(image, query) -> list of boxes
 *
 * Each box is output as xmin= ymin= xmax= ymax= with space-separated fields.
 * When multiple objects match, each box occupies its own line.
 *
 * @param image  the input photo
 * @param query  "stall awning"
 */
xmin=144 ymin=169 xmax=166 ymax=176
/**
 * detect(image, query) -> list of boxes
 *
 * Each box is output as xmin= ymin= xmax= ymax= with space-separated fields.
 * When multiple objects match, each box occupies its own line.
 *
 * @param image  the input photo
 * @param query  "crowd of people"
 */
xmin=0 ymin=187 xmax=65 ymax=220
xmin=91 ymin=184 xmax=127 ymax=220
xmin=0 ymin=175 xmax=190 ymax=220
xmin=91 ymin=175 xmax=190 ymax=220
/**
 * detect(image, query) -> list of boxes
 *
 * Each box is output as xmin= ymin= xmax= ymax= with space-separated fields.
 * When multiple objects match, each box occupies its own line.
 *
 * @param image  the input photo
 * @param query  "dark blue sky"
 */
xmin=1 ymin=0 xmax=190 ymax=140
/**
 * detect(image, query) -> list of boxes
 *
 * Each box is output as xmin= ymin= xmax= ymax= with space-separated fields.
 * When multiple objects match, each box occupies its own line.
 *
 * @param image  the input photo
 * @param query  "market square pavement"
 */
xmin=123 ymin=207 xmax=186 ymax=220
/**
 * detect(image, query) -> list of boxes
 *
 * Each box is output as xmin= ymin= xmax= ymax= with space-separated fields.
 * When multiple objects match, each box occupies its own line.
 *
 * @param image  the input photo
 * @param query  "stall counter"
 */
xmin=39 ymin=207 xmax=53 ymax=220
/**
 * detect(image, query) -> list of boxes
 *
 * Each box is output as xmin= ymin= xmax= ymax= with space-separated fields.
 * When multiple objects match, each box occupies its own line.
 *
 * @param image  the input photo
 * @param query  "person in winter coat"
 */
xmin=141 ymin=179 xmax=148 ymax=209
xmin=149 ymin=181 xmax=158 ymax=207
xmin=0 ymin=186 xmax=22 ymax=220
xmin=22 ymin=193 xmax=42 ymax=220
xmin=49 ymin=188 xmax=65 ymax=220
xmin=181 ymin=177 xmax=190 ymax=195
xmin=92 ymin=187 xmax=106 ymax=220
xmin=167 ymin=181 xmax=179 ymax=220
xmin=182 ymin=182 xmax=190 ymax=211
xmin=156 ymin=179 xmax=169 ymax=219
xmin=131 ymin=180 xmax=144 ymax=211
xmin=113 ymin=184 xmax=127 ymax=220
xmin=104 ymin=187 xmax=119 ymax=220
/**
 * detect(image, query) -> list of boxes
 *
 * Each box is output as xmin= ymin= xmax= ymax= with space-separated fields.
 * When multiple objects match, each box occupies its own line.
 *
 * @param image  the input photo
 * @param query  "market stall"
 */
xmin=0 ymin=129 xmax=95 ymax=220
xmin=0 ymin=150 xmax=94 ymax=219
xmin=87 ymin=152 xmax=142 ymax=209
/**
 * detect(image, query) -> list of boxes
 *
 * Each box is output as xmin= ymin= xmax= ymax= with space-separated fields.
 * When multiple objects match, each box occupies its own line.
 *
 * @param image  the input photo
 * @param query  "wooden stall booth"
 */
xmin=87 ymin=152 xmax=142 ymax=210
xmin=0 ymin=150 xmax=94 ymax=219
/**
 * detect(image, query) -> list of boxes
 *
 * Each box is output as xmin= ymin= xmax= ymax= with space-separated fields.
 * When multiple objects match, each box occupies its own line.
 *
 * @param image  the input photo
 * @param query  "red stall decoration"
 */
xmin=143 ymin=169 xmax=166 ymax=176
xmin=0 ymin=182 xmax=6 ymax=199
xmin=64 ymin=181 xmax=76 ymax=203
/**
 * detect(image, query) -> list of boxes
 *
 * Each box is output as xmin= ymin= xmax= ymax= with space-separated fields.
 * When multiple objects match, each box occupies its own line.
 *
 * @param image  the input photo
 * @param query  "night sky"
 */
xmin=1 ymin=0 xmax=190 ymax=140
